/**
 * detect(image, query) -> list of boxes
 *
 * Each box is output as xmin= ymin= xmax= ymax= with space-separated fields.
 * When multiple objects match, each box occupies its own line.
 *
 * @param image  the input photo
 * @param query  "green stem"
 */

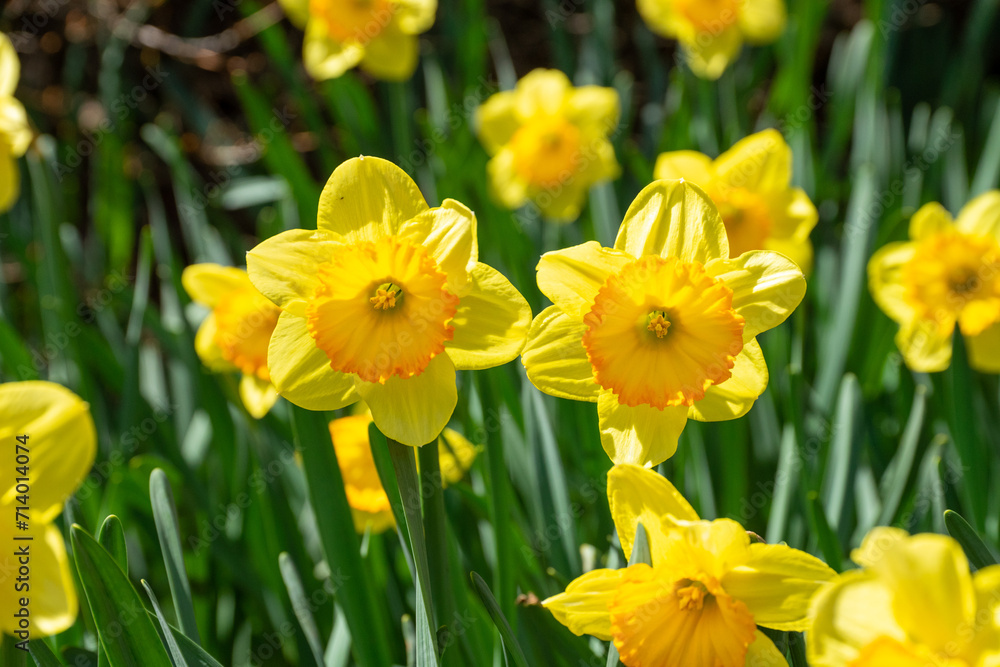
xmin=418 ymin=441 xmax=459 ymax=661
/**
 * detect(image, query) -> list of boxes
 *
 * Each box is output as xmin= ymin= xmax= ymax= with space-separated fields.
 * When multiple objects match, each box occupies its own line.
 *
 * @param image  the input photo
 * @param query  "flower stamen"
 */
xmin=370 ymin=283 xmax=402 ymax=310
xmin=646 ymin=311 xmax=672 ymax=339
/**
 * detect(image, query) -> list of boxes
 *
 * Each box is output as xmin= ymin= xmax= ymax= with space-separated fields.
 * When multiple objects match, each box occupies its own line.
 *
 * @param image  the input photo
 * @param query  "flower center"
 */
xmin=850 ymin=637 xmax=970 ymax=667
xmin=901 ymin=230 xmax=1000 ymax=337
xmin=582 ymin=256 xmax=745 ymax=409
xmin=212 ymin=287 xmax=282 ymax=381
xmin=305 ymin=236 xmax=459 ymax=384
xmin=309 ymin=0 xmax=394 ymax=44
xmin=509 ymin=115 xmax=583 ymax=189
xmin=709 ymin=185 xmax=773 ymax=258
xmin=610 ymin=566 xmax=756 ymax=667
xmin=674 ymin=0 xmax=740 ymax=32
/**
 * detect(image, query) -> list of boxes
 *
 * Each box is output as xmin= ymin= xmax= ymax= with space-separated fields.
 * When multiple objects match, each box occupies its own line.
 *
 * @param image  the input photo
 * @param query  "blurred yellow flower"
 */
xmin=521 ymin=180 xmax=804 ymax=466
xmin=868 ymin=192 xmax=1000 ymax=373
xmin=183 ymin=264 xmax=282 ymax=419
xmin=808 ymin=527 xmax=1000 ymax=666
xmin=475 ymin=69 xmax=620 ymax=222
xmin=544 ymin=465 xmax=834 ymax=666
xmin=654 ymin=129 xmax=817 ymax=272
xmin=637 ymin=0 xmax=786 ymax=79
xmin=0 ymin=381 xmax=96 ymax=639
xmin=0 ymin=33 xmax=32 ymax=212
xmin=247 ymin=156 xmax=532 ymax=446
xmin=329 ymin=409 xmax=479 ymax=533
xmin=278 ymin=0 xmax=436 ymax=81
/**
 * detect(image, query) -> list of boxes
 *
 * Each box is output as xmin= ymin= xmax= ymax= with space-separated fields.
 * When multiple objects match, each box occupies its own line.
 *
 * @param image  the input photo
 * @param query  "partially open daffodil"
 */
xmin=868 ymin=191 xmax=1000 ymax=373
xmin=475 ymin=69 xmax=620 ymax=222
xmin=0 ymin=33 xmax=32 ymax=212
xmin=277 ymin=0 xmax=436 ymax=81
xmin=544 ymin=464 xmax=834 ymax=667
xmin=329 ymin=408 xmax=479 ymax=533
xmin=247 ymin=156 xmax=532 ymax=446
xmin=521 ymin=180 xmax=805 ymax=467
xmin=808 ymin=527 xmax=1000 ymax=666
xmin=182 ymin=264 xmax=282 ymax=419
xmin=654 ymin=129 xmax=817 ymax=272
xmin=637 ymin=0 xmax=786 ymax=79
xmin=0 ymin=381 xmax=96 ymax=640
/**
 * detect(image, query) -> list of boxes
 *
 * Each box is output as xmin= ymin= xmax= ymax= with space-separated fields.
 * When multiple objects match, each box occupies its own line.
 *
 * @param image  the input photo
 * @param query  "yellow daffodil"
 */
xmin=808 ymin=527 xmax=1000 ymax=666
xmin=182 ymin=264 xmax=282 ymax=419
xmin=868 ymin=192 xmax=1000 ymax=373
xmin=247 ymin=156 xmax=532 ymax=446
xmin=0 ymin=33 xmax=32 ymax=212
xmin=0 ymin=381 xmax=96 ymax=639
xmin=521 ymin=180 xmax=805 ymax=466
xmin=637 ymin=0 xmax=786 ymax=79
xmin=277 ymin=0 xmax=436 ymax=81
xmin=544 ymin=464 xmax=834 ymax=666
xmin=475 ymin=69 xmax=620 ymax=222
xmin=654 ymin=129 xmax=818 ymax=272
xmin=329 ymin=409 xmax=479 ymax=533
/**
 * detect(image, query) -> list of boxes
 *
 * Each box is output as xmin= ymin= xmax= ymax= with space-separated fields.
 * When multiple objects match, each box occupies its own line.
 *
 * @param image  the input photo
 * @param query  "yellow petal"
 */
xmin=537 ymin=241 xmax=634 ymax=317
xmin=535 ymin=179 xmax=590 ymax=223
xmin=398 ymin=198 xmax=477 ymax=294
xmin=607 ymin=463 xmax=698 ymax=563
xmin=597 ymin=388 xmax=688 ymax=466
xmin=721 ymin=542 xmax=836 ymax=631
xmin=445 ymin=262 xmax=531 ymax=370
xmin=706 ymin=250 xmax=805 ymax=341
xmin=908 ymin=201 xmax=954 ymax=240
xmin=656 ymin=518 xmax=752 ymax=576
xmin=738 ymin=0 xmax=787 ymax=44
xmin=0 ymin=524 xmax=77 ymax=637
xmin=394 ymin=0 xmax=437 ymax=34
xmin=850 ymin=526 xmax=909 ymax=567
xmin=652 ymin=150 xmax=714 ymax=184
xmin=0 ymin=381 xmax=96 ymax=523
xmin=680 ymin=26 xmax=743 ymax=81
xmin=439 ymin=428 xmax=480 ymax=485
xmin=182 ymin=263 xmax=253 ymax=307
xmin=0 ymin=33 xmax=20 ymax=97
xmin=636 ymin=0 xmax=687 ymax=37
xmin=968 ymin=322 xmax=1000 ymax=373
xmin=566 ymin=86 xmax=620 ymax=138
xmin=688 ymin=338 xmax=767 ymax=421
xmin=302 ymin=19 xmax=364 ymax=80
xmin=276 ymin=0 xmax=309 ymax=27
xmin=0 ymin=146 xmax=20 ymax=213
xmin=356 ymin=353 xmax=456 ymax=447
xmin=239 ymin=374 xmax=279 ymax=419
xmin=896 ymin=317 xmax=953 ymax=372
xmin=476 ymin=91 xmax=519 ymax=155
xmin=359 ymin=23 xmax=419 ymax=81
xmin=521 ymin=306 xmax=598 ymax=402
xmin=486 ymin=147 xmax=530 ymax=210
xmin=764 ymin=237 xmax=814 ymax=276
xmin=352 ymin=508 xmax=397 ymax=534
xmin=193 ymin=313 xmax=237 ymax=373
xmin=867 ymin=241 xmax=917 ymax=324
xmin=317 ymin=156 xmax=428 ymax=243
xmin=615 ymin=180 xmax=729 ymax=264
xmin=542 ymin=568 xmax=628 ymax=641
xmin=765 ymin=187 xmax=818 ymax=273
xmin=807 ymin=571 xmax=905 ymax=667
xmin=745 ymin=630 xmax=790 ymax=667
xmin=267 ymin=312 xmax=359 ymax=410
xmin=955 ymin=189 xmax=1000 ymax=240
xmin=513 ymin=69 xmax=572 ymax=118
xmin=715 ymin=129 xmax=792 ymax=194
xmin=246 ymin=228 xmax=344 ymax=316
xmin=0 ymin=97 xmax=31 ymax=156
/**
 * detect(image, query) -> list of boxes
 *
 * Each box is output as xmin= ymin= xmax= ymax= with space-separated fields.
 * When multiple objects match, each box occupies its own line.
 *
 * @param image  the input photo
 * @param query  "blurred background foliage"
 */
xmin=2 ymin=0 xmax=1000 ymax=665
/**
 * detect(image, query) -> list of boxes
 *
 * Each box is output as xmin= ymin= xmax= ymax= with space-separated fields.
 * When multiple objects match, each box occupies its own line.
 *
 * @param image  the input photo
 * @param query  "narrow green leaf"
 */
xmin=470 ymin=572 xmax=529 ymax=667
xmin=821 ymin=374 xmax=864 ymax=544
xmin=278 ymin=552 xmax=327 ymax=667
xmin=806 ymin=493 xmax=843 ymax=572
xmin=1 ymin=635 xmax=28 ymax=667
xmin=70 ymin=525 xmax=173 ymax=667
xmin=146 ymin=612 xmax=226 ymax=667
xmin=944 ymin=510 xmax=999 ymax=571
xmin=26 ymin=637 xmax=63 ymax=667
xmin=141 ymin=580 xmax=189 ymax=667
xmin=149 ymin=468 xmax=201 ymax=644
xmin=878 ymin=385 xmax=928 ymax=525
xmin=96 ymin=515 xmax=128 ymax=576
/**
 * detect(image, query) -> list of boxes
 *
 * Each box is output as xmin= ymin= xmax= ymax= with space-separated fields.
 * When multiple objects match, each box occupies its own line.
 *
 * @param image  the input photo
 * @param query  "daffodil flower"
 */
xmin=543 ymin=464 xmax=835 ymax=666
xmin=475 ymin=69 xmax=620 ymax=222
xmin=247 ymin=156 xmax=532 ymax=446
xmin=329 ymin=408 xmax=479 ymax=533
xmin=655 ymin=129 xmax=818 ymax=272
xmin=277 ymin=0 xmax=436 ymax=81
xmin=808 ymin=527 xmax=1000 ymax=666
xmin=868 ymin=191 xmax=1000 ymax=373
xmin=0 ymin=33 xmax=32 ymax=212
xmin=637 ymin=0 xmax=786 ymax=79
xmin=521 ymin=180 xmax=805 ymax=466
xmin=0 ymin=381 xmax=96 ymax=639
xmin=182 ymin=264 xmax=282 ymax=419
